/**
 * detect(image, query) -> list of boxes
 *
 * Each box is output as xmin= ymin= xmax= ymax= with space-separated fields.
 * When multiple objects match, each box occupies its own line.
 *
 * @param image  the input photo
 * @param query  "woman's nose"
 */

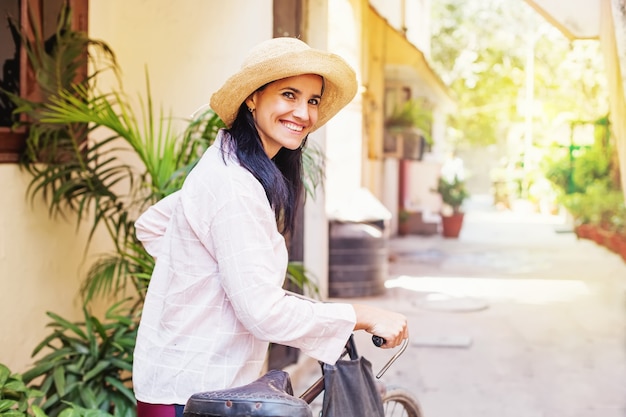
xmin=292 ymin=100 xmax=310 ymax=120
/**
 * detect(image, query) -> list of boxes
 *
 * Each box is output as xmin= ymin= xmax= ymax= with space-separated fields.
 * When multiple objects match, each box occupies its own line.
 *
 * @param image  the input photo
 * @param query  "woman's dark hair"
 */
xmin=223 ymin=103 xmax=304 ymax=236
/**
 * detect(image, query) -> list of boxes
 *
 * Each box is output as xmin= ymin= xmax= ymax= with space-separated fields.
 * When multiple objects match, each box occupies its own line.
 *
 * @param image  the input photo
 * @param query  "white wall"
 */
xmin=405 ymin=160 xmax=442 ymax=212
xmin=325 ymin=0 xmax=363 ymax=215
xmin=370 ymin=0 xmax=403 ymax=30
xmin=303 ymin=0 xmax=366 ymax=298
xmin=405 ymin=0 xmax=432 ymax=56
xmin=381 ymin=158 xmax=401 ymax=231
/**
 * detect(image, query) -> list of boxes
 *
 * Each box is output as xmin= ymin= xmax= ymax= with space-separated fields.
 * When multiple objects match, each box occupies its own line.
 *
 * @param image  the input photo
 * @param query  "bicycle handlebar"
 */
xmin=283 ymin=290 xmax=408 ymax=378
xmin=375 ymin=337 xmax=409 ymax=379
xmin=372 ymin=335 xmax=385 ymax=347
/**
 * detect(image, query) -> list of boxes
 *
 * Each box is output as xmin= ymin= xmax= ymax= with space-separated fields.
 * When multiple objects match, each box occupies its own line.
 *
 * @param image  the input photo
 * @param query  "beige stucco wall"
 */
xmin=0 ymin=164 xmax=110 ymax=372
xmin=88 ymin=1 xmax=273 ymax=126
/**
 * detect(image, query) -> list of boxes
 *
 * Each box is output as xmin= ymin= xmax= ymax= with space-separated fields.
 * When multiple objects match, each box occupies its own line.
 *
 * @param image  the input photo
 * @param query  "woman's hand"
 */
xmin=352 ymin=304 xmax=408 ymax=348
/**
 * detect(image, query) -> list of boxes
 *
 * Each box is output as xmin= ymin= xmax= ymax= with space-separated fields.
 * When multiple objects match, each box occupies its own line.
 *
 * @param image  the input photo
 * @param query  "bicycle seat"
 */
xmin=183 ymin=369 xmax=312 ymax=417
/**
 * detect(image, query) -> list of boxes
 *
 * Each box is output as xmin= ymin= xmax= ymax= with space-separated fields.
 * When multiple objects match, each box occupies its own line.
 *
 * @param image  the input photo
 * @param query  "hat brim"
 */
xmin=210 ymin=46 xmax=357 ymax=132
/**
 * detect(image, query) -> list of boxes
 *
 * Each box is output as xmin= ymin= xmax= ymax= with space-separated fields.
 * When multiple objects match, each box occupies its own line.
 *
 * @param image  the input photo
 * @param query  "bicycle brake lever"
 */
xmin=375 ymin=338 xmax=409 ymax=379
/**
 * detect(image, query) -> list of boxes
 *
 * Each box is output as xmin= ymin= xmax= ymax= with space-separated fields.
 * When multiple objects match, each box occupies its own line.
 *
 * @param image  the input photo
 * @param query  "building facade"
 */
xmin=0 ymin=0 xmax=451 ymax=372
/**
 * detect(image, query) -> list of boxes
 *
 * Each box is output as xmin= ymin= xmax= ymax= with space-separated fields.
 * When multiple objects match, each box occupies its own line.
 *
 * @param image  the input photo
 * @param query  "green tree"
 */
xmin=430 ymin=0 xmax=608 ymax=148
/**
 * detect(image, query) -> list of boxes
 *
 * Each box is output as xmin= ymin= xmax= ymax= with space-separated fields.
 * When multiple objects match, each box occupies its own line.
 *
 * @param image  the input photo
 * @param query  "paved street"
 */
xmin=290 ymin=196 xmax=626 ymax=417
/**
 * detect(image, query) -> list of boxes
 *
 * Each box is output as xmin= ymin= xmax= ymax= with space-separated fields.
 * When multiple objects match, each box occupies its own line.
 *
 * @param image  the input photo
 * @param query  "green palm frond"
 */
xmin=286 ymin=262 xmax=320 ymax=298
xmin=81 ymin=239 xmax=154 ymax=303
xmin=302 ymin=141 xmax=325 ymax=200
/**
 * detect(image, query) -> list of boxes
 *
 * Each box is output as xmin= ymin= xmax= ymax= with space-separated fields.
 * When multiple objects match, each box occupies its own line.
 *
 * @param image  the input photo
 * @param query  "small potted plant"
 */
xmin=435 ymin=175 xmax=469 ymax=238
xmin=384 ymin=99 xmax=433 ymax=160
xmin=398 ymin=208 xmax=411 ymax=236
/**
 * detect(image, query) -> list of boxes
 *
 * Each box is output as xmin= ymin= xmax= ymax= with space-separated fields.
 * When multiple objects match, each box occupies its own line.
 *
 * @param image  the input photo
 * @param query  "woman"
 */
xmin=132 ymin=37 xmax=408 ymax=416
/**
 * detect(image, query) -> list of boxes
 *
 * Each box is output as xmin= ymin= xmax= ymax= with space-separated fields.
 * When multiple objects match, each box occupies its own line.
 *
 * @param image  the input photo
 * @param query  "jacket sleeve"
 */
xmin=135 ymin=192 xmax=180 ymax=258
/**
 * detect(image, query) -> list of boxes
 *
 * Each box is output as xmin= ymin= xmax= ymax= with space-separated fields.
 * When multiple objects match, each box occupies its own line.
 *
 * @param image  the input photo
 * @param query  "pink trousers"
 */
xmin=137 ymin=401 xmax=185 ymax=417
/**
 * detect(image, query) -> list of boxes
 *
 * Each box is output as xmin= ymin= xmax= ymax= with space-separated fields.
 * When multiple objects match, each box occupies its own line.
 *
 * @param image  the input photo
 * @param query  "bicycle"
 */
xmin=183 ymin=333 xmax=422 ymax=417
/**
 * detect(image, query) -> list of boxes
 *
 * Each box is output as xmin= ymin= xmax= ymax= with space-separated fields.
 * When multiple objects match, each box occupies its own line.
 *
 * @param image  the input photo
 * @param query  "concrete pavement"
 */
xmin=289 ymin=196 xmax=626 ymax=417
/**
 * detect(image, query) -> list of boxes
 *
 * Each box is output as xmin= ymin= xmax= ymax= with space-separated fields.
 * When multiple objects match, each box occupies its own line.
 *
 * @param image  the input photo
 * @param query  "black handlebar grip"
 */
xmin=372 ymin=335 xmax=386 ymax=347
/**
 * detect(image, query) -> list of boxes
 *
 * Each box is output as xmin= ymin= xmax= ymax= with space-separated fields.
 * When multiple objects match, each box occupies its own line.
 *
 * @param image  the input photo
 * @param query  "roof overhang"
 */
xmin=382 ymin=24 xmax=456 ymax=112
xmin=524 ymin=0 xmax=600 ymax=40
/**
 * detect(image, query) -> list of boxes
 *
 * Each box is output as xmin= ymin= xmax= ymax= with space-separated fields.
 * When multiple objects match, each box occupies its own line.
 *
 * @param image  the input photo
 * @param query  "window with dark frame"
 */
xmin=0 ymin=0 xmax=88 ymax=163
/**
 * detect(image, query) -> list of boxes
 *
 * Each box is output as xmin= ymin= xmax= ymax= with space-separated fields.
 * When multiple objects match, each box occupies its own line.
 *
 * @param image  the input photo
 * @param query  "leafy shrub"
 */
xmin=542 ymin=117 xmax=623 ymax=228
xmin=542 ymin=150 xmax=575 ymax=193
xmin=0 ymin=364 xmax=44 ymax=417
xmin=435 ymin=175 xmax=470 ymax=213
xmin=22 ymin=302 xmax=136 ymax=417
xmin=571 ymin=146 xmax=613 ymax=192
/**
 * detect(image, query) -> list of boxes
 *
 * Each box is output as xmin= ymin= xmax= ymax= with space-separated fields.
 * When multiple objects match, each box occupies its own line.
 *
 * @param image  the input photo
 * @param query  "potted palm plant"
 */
xmin=397 ymin=208 xmax=411 ymax=236
xmin=435 ymin=175 xmax=469 ymax=238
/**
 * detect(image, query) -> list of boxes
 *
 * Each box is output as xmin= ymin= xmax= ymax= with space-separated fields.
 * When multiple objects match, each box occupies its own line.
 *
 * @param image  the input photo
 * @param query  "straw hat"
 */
xmin=210 ymin=37 xmax=357 ymax=132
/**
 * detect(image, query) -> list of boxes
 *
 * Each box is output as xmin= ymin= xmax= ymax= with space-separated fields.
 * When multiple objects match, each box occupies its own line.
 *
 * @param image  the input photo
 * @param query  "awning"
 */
xmin=524 ymin=0 xmax=599 ymax=40
xmin=383 ymin=25 xmax=455 ymax=111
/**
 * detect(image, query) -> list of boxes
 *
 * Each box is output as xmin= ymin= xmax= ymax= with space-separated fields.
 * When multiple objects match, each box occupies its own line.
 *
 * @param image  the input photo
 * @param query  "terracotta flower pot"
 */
xmin=441 ymin=212 xmax=464 ymax=238
xmin=607 ymin=231 xmax=621 ymax=253
xmin=575 ymin=224 xmax=592 ymax=240
xmin=598 ymin=228 xmax=615 ymax=251
xmin=615 ymin=234 xmax=626 ymax=262
xmin=588 ymin=225 xmax=604 ymax=245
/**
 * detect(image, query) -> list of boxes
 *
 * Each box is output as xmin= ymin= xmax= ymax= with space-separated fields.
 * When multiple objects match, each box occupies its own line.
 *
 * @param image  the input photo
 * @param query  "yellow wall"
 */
xmin=364 ymin=2 xmax=449 ymax=164
xmin=361 ymin=6 xmax=389 ymax=208
xmin=363 ymin=6 xmax=388 ymax=162
xmin=362 ymin=5 xmax=451 ymax=232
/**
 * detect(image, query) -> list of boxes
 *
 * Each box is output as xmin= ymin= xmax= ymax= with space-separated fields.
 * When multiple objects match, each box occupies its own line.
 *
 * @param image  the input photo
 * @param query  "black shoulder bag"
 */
xmin=320 ymin=337 xmax=385 ymax=417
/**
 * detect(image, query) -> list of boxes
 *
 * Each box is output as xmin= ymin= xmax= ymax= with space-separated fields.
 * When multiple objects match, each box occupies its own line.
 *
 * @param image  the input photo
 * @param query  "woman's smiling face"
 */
xmin=245 ymin=74 xmax=323 ymax=158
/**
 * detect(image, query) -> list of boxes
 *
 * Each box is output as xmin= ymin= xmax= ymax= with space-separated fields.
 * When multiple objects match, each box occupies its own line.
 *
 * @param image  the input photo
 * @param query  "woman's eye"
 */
xmin=283 ymin=91 xmax=295 ymax=99
xmin=309 ymin=98 xmax=320 ymax=106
